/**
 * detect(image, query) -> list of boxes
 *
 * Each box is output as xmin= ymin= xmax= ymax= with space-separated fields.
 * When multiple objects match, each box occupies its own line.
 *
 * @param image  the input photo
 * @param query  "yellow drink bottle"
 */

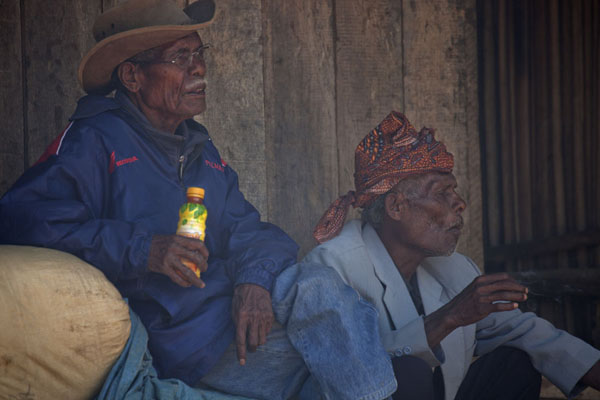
xmin=176 ymin=187 xmax=207 ymax=278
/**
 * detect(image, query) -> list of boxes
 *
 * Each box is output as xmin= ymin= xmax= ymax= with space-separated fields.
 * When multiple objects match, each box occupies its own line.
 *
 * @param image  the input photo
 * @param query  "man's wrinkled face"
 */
xmin=392 ymin=172 xmax=466 ymax=257
xmin=136 ymin=33 xmax=207 ymax=122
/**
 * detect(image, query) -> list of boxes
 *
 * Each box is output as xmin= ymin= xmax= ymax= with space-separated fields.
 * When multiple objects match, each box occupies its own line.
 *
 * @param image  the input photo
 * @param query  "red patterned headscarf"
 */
xmin=313 ymin=111 xmax=454 ymax=244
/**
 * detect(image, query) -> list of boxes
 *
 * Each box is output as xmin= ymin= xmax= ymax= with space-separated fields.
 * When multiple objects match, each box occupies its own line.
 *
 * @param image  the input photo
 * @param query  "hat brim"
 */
xmin=78 ymin=22 xmax=212 ymax=93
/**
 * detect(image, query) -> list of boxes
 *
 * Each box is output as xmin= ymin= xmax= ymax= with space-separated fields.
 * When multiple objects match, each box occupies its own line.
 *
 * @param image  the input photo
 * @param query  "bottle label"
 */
xmin=176 ymin=203 xmax=207 ymax=241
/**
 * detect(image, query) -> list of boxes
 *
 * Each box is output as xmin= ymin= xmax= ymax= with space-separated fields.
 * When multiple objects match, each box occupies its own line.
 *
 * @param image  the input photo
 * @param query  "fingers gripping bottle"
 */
xmin=176 ymin=187 xmax=207 ymax=278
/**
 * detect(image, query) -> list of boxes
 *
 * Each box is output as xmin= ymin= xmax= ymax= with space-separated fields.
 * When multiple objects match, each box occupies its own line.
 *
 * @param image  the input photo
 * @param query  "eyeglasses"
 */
xmin=153 ymin=44 xmax=211 ymax=69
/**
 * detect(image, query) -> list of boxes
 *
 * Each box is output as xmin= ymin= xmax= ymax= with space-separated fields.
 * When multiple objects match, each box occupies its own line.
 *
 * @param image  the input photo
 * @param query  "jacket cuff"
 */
xmin=129 ymin=232 xmax=152 ymax=278
xmin=235 ymin=261 xmax=277 ymax=292
xmin=552 ymin=346 xmax=600 ymax=398
xmin=381 ymin=316 xmax=445 ymax=367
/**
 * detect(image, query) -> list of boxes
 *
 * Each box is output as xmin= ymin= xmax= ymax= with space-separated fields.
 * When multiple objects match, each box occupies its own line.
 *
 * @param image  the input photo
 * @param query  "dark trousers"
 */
xmin=392 ymin=346 xmax=542 ymax=400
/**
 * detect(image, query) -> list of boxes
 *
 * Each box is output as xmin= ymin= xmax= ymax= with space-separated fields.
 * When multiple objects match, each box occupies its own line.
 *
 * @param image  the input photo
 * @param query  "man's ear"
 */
xmin=117 ymin=62 xmax=142 ymax=93
xmin=384 ymin=191 xmax=407 ymax=221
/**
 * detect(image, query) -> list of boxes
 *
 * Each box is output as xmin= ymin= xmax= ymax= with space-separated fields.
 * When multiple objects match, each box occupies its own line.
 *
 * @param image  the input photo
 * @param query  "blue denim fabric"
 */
xmin=199 ymin=263 xmax=397 ymax=400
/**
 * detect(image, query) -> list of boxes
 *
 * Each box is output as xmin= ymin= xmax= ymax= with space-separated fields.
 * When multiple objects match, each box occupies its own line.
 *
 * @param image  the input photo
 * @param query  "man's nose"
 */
xmin=189 ymin=58 xmax=206 ymax=76
xmin=453 ymin=193 xmax=467 ymax=213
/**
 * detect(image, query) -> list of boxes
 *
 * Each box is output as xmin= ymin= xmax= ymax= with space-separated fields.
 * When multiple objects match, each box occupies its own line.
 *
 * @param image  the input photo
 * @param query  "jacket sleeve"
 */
xmin=470 ymin=254 xmax=600 ymax=397
xmin=0 ymin=123 xmax=152 ymax=282
xmin=219 ymin=162 xmax=299 ymax=292
xmin=476 ymin=307 xmax=600 ymax=397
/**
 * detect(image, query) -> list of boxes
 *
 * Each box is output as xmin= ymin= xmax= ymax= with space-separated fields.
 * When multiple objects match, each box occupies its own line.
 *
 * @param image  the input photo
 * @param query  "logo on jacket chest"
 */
xmin=204 ymin=158 xmax=226 ymax=173
xmin=109 ymin=151 xmax=139 ymax=174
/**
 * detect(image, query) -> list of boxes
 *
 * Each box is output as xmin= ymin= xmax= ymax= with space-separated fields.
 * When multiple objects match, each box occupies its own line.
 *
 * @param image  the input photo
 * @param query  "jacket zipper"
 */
xmin=178 ymin=155 xmax=185 ymax=182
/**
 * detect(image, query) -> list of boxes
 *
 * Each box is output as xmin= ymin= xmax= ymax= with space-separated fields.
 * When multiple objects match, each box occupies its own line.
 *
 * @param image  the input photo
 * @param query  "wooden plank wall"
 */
xmin=0 ymin=0 xmax=23 ymax=192
xmin=0 ymin=0 xmax=481 ymax=264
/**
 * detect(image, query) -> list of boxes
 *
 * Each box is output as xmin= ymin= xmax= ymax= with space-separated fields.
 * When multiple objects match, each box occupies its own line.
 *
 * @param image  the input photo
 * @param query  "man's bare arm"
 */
xmin=580 ymin=360 xmax=600 ymax=391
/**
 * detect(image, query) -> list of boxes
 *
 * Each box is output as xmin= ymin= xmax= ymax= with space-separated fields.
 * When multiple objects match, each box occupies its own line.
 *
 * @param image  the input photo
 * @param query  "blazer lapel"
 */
xmin=362 ymin=225 xmax=420 ymax=329
xmin=419 ymin=261 xmax=469 ymax=400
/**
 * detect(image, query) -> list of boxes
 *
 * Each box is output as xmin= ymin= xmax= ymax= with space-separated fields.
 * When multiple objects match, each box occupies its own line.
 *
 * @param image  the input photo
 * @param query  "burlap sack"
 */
xmin=0 ymin=245 xmax=131 ymax=400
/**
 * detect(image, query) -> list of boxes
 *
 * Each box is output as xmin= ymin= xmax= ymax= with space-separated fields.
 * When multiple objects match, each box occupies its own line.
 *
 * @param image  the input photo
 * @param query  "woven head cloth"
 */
xmin=313 ymin=111 xmax=454 ymax=244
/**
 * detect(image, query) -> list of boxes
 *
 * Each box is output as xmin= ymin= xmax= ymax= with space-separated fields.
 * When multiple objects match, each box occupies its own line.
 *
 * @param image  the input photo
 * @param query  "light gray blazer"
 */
xmin=304 ymin=220 xmax=600 ymax=400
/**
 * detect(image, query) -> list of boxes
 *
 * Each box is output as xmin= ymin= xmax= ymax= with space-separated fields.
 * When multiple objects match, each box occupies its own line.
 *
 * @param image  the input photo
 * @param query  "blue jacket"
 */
xmin=0 ymin=92 xmax=299 ymax=385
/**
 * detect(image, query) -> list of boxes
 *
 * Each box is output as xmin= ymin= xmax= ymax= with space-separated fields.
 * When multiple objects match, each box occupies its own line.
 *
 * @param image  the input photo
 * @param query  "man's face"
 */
xmin=136 ymin=33 xmax=207 ymax=122
xmin=389 ymin=172 xmax=466 ymax=257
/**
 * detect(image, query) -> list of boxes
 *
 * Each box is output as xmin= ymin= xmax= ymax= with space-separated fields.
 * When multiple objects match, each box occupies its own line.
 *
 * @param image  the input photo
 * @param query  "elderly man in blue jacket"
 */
xmin=0 ymin=1 xmax=397 ymax=399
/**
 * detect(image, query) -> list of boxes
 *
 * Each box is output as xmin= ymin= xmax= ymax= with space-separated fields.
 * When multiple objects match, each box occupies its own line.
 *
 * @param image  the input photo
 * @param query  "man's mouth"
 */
xmin=185 ymin=83 xmax=207 ymax=96
xmin=448 ymin=219 xmax=464 ymax=232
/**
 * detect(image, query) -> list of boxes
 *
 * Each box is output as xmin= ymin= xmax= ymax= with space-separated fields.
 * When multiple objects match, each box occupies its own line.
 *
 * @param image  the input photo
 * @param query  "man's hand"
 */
xmin=148 ymin=234 xmax=209 ymax=288
xmin=232 ymin=284 xmax=274 ymax=366
xmin=424 ymin=273 xmax=528 ymax=348
xmin=581 ymin=360 xmax=600 ymax=391
xmin=443 ymin=273 xmax=528 ymax=327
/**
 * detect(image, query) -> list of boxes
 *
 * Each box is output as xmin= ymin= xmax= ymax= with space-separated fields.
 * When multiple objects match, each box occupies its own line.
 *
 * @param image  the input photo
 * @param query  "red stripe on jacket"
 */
xmin=35 ymin=122 xmax=74 ymax=165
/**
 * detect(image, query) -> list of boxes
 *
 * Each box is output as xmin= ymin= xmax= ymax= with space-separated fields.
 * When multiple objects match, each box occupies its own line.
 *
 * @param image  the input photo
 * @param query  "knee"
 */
xmin=271 ymin=262 xmax=350 ymax=315
xmin=391 ymin=356 xmax=435 ymax=400
xmin=496 ymin=347 xmax=541 ymax=384
xmin=275 ymin=262 xmax=350 ymax=301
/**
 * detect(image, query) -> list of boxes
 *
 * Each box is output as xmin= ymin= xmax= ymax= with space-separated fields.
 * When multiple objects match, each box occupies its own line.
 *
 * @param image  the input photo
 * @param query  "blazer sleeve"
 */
xmin=466 ymin=248 xmax=600 ymax=399
xmin=475 ymin=308 xmax=600 ymax=397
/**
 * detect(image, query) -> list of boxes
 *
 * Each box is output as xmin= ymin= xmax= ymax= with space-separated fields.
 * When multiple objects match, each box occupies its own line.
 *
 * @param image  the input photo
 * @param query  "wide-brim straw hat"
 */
xmin=78 ymin=0 xmax=216 ymax=94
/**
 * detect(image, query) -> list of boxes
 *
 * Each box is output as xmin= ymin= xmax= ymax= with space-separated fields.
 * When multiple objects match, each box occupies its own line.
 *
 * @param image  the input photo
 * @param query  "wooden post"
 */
xmin=262 ymin=0 xmax=338 ymax=256
xmin=0 ymin=0 xmax=25 ymax=195
xmin=333 ymin=0 xmax=404 ymax=217
xmin=21 ymin=0 xmax=104 ymax=166
xmin=194 ymin=0 xmax=268 ymax=217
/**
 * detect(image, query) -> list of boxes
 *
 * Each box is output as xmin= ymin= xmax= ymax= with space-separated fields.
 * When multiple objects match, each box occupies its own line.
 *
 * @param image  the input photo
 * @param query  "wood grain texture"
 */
xmin=22 ymin=0 xmax=102 ymax=166
xmin=334 ymin=0 xmax=404 ymax=213
xmin=402 ymin=0 xmax=483 ymax=267
xmin=496 ymin=0 xmax=515 ymax=255
xmin=478 ymin=0 xmax=500 ymax=252
xmin=0 ymin=0 xmax=24 ymax=195
xmin=263 ymin=0 xmax=337 ymax=257
xmin=194 ymin=0 xmax=268 ymax=217
xmin=513 ymin=0 xmax=533 ymax=269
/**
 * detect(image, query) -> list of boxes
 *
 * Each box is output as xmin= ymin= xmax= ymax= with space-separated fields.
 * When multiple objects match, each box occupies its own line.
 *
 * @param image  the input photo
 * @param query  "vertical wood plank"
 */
xmin=0 ymin=0 xmax=24 ymax=195
xmin=263 ymin=0 xmax=337 ymax=256
xmin=571 ymin=0 xmax=587 ymax=268
xmin=581 ymin=0 xmax=597 ymax=269
xmin=334 ymin=0 xmax=404 ymax=213
xmin=102 ymin=0 xmax=119 ymax=12
xmin=194 ymin=0 xmax=268 ymax=217
xmin=548 ymin=0 xmax=568 ymax=270
xmin=593 ymin=0 xmax=600 ymax=266
xmin=561 ymin=0 xmax=576 ymax=237
xmin=531 ymin=0 xmax=554 ymax=263
xmin=461 ymin=0 xmax=483 ymax=269
xmin=497 ymin=0 xmax=515 ymax=258
xmin=513 ymin=0 xmax=533 ymax=270
xmin=403 ymin=0 xmax=482 ymax=267
xmin=479 ymin=0 xmax=501 ymax=258
xmin=22 ymin=0 xmax=103 ymax=166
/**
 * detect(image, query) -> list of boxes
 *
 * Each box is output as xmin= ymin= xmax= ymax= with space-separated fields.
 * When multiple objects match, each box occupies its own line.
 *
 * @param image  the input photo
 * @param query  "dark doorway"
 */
xmin=478 ymin=0 xmax=600 ymax=346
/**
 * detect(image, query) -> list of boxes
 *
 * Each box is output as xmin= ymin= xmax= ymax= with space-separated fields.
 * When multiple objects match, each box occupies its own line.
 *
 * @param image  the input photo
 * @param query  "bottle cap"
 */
xmin=187 ymin=187 xmax=205 ymax=198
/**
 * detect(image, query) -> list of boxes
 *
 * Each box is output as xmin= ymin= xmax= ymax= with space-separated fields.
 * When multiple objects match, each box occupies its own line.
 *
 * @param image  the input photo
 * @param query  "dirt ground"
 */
xmin=540 ymin=377 xmax=600 ymax=399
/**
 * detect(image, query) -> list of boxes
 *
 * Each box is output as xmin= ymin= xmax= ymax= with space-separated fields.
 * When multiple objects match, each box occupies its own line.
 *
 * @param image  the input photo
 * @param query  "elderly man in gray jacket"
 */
xmin=307 ymin=111 xmax=600 ymax=400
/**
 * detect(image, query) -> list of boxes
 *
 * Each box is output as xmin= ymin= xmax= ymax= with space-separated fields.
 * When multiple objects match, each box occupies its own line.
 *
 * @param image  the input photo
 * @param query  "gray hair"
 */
xmin=360 ymin=175 xmax=425 ymax=229
xmin=361 ymin=194 xmax=387 ymax=229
